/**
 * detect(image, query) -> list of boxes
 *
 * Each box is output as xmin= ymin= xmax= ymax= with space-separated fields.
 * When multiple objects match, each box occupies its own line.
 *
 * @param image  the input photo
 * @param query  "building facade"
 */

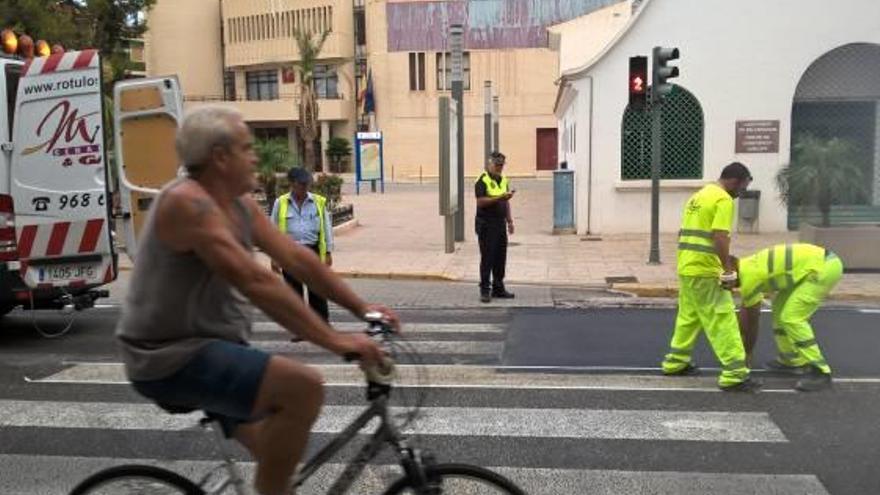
xmin=554 ymin=0 xmax=880 ymax=234
xmin=145 ymin=0 xmax=619 ymax=176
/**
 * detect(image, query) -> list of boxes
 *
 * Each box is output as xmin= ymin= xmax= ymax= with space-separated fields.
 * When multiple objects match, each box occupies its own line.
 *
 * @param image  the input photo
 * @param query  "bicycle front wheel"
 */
xmin=382 ymin=463 xmax=527 ymax=495
xmin=70 ymin=464 xmax=205 ymax=495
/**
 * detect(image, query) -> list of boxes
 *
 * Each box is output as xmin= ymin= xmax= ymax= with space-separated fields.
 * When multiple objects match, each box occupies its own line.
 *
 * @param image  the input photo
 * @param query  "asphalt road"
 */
xmin=0 ymin=304 xmax=878 ymax=494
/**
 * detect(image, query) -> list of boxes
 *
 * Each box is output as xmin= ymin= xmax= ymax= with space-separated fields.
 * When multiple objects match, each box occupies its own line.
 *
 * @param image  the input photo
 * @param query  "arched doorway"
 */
xmin=788 ymin=43 xmax=880 ymax=228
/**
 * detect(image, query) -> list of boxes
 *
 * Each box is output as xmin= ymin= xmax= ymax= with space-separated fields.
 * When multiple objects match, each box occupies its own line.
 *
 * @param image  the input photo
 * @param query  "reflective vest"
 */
xmin=739 ymin=243 xmax=828 ymax=306
xmin=277 ymin=192 xmax=328 ymax=262
xmin=676 ymin=184 xmax=734 ymax=277
xmin=476 ymin=172 xmax=509 ymax=197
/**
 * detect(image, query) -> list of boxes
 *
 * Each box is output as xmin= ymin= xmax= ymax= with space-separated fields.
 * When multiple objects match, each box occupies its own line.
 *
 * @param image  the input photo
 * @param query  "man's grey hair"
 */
xmin=175 ymin=106 xmax=244 ymax=176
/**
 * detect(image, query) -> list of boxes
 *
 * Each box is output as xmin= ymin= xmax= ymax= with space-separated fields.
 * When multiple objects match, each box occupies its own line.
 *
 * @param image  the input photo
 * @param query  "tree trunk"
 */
xmin=303 ymin=140 xmax=317 ymax=173
xmin=819 ymin=187 xmax=832 ymax=227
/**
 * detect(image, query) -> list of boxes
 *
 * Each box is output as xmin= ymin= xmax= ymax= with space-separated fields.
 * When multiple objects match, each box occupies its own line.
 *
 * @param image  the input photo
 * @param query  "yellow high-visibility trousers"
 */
xmin=770 ymin=255 xmax=843 ymax=374
xmin=662 ymin=276 xmax=749 ymax=387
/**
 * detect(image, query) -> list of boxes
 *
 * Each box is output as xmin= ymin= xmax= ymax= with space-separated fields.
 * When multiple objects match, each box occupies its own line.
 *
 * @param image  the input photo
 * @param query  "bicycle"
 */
xmin=70 ymin=312 xmax=527 ymax=494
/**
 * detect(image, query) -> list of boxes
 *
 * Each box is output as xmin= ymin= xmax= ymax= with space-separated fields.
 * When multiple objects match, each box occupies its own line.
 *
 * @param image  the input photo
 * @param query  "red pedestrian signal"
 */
xmin=629 ymin=56 xmax=648 ymax=110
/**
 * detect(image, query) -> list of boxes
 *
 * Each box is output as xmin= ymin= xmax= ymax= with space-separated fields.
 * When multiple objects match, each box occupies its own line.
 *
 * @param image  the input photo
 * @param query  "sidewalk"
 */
xmin=329 ymin=179 xmax=880 ymax=303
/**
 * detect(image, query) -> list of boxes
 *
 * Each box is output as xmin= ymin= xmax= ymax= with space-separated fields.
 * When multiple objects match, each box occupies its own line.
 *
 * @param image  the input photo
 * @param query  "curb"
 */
xmin=338 ymin=271 xmax=457 ymax=282
xmin=611 ymin=283 xmax=880 ymax=305
xmin=332 ymin=218 xmax=359 ymax=235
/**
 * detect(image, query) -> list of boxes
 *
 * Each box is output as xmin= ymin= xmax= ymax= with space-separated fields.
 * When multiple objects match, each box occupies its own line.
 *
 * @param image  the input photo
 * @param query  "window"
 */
xmin=354 ymin=9 xmax=365 ymax=45
xmin=620 ymin=85 xmax=704 ymax=180
xmin=313 ymin=64 xmax=338 ymax=99
xmin=408 ymin=52 xmax=425 ymax=91
xmin=436 ymin=52 xmax=470 ymax=91
xmin=224 ymin=71 xmax=236 ymax=101
xmin=246 ymin=70 xmax=278 ymax=101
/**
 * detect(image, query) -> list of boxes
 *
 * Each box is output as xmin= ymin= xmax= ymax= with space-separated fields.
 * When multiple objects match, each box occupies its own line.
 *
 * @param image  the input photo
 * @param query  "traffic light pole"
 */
xmin=647 ymin=46 xmax=679 ymax=265
xmin=648 ymin=98 xmax=662 ymax=265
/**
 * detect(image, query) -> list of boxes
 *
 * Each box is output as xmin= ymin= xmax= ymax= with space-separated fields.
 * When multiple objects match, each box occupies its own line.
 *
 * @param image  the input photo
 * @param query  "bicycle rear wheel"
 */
xmin=70 ymin=464 xmax=205 ymax=495
xmin=382 ymin=463 xmax=527 ymax=495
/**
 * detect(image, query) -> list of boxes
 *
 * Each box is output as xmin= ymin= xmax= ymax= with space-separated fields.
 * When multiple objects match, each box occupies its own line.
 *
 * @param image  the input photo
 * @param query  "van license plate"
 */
xmin=37 ymin=263 xmax=100 ymax=282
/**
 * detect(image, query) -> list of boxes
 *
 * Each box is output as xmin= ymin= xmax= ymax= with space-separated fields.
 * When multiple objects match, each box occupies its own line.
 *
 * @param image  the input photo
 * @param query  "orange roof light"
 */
xmin=1 ymin=29 xmax=17 ymax=55
xmin=35 ymin=40 xmax=51 ymax=57
xmin=18 ymin=34 xmax=34 ymax=59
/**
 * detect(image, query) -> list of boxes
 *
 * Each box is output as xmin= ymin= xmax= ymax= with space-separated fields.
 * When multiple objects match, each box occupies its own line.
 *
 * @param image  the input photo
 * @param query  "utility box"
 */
xmin=553 ymin=169 xmax=575 ymax=234
xmin=738 ymin=189 xmax=761 ymax=233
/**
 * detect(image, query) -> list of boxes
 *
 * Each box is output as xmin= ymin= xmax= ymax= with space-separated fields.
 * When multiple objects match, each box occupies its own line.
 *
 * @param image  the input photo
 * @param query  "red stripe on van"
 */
xmin=40 ymin=53 xmax=64 ymax=74
xmin=46 ymin=222 xmax=70 ymax=256
xmin=17 ymin=225 xmax=38 ymax=259
xmin=103 ymin=264 xmax=114 ymax=283
xmin=72 ymin=50 xmax=97 ymax=70
xmin=79 ymin=219 xmax=104 ymax=253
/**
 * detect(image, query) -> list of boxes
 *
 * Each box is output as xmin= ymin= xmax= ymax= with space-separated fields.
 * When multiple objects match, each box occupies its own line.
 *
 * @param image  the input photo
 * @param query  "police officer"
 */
xmin=270 ymin=167 xmax=333 ymax=321
xmin=735 ymin=243 xmax=842 ymax=392
xmin=661 ymin=162 xmax=760 ymax=391
xmin=475 ymin=151 xmax=515 ymax=303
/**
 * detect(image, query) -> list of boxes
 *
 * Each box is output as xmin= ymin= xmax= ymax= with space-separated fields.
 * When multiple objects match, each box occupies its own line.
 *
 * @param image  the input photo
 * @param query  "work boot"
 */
xmin=720 ymin=376 xmax=763 ymax=393
xmin=764 ymin=359 xmax=810 ymax=375
xmin=663 ymin=363 xmax=700 ymax=376
xmin=795 ymin=368 xmax=832 ymax=392
xmin=480 ymin=293 xmax=491 ymax=303
xmin=491 ymin=289 xmax=515 ymax=299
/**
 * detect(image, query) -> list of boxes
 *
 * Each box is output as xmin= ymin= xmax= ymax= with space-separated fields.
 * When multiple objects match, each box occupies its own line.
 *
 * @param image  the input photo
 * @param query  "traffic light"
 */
xmin=628 ymin=56 xmax=648 ymax=110
xmin=652 ymin=46 xmax=679 ymax=103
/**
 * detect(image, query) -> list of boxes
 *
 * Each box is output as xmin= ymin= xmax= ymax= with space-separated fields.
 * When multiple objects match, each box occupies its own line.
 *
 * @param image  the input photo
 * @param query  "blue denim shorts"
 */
xmin=131 ymin=340 xmax=271 ymax=436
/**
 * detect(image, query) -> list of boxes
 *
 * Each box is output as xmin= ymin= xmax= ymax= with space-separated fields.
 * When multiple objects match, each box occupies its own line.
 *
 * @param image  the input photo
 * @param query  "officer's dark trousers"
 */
xmin=282 ymin=244 xmax=329 ymax=322
xmin=476 ymin=217 xmax=508 ymax=294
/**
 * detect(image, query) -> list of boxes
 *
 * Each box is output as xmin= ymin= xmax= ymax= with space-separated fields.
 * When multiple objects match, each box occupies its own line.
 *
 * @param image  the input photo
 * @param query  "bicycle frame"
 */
xmin=201 ymin=386 xmax=419 ymax=495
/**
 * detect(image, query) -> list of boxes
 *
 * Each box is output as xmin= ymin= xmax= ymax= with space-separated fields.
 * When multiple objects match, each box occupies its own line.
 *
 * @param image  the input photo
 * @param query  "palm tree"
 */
xmin=776 ymin=134 xmax=868 ymax=227
xmin=294 ymin=29 xmax=329 ymax=172
xmin=254 ymin=137 xmax=296 ymax=210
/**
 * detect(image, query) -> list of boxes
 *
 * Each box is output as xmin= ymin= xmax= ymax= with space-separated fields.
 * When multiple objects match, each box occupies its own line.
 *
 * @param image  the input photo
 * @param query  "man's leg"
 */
xmin=306 ymin=289 xmax=330 ymax=322
xmin=695 ymin=278 xmax=750 ymax=388
xmin=282 ymin=271 xmax=306 ymax=298
xmin=662 ymin=277 xmax=703 ymax=374
xmin=476 ymin=220 xmax=492 ymax=297
xmin=237 ymin=356 xmax=324 ymax=495
xmin=770 ymin=290 xmax=806 ymax=367
xmin=491 ymin=223 xmax=510 ymax=295
xmin=779 ymin=257 xmax=843 ymax=376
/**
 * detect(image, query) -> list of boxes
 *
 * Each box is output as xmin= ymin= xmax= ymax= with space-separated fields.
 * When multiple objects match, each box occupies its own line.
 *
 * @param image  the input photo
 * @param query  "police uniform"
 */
xmin=271 ymin=191 xmax=332 ymax=321
xmin=661 ymin=183 xmax=751 ymax=388
xmin=474 ymin=171 xmax=511 ymax=297
xmin=739 ymin=243 xmax=842 ymax=375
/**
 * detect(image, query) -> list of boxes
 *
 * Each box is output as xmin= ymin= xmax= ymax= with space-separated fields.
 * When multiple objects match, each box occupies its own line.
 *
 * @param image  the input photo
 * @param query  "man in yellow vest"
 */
xmin=734 ymin=243 xmax=842 ymax=392
xmin=661 ymin=162 xmax=760 ymax=392
xmin=475 ymin=151 xmax=515 ymax=303
xmin=270 ymin=167 xmax=333 ymax=321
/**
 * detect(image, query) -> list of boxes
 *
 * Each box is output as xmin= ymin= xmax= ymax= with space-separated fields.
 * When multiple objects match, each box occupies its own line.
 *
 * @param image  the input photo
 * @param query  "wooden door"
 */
xmin=536 ymin=128 xmax=558 ymax=171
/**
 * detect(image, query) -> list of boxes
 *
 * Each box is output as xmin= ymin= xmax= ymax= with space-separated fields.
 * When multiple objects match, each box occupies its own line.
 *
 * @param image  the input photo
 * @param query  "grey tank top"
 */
xmin=116 ymin=179 xmax=255 ymax=381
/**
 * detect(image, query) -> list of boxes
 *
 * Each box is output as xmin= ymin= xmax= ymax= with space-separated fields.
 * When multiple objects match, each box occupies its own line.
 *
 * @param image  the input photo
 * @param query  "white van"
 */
xmin=0 ymin=50 xmax=113 ymax=316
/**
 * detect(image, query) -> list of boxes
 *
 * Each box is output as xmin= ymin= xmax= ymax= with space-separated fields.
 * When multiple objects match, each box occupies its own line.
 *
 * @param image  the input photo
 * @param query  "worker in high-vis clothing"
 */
xmin=661 ymin=162 xmax=761 ymax=392
xmin=734 ymin=243 xmax=842 ymax=392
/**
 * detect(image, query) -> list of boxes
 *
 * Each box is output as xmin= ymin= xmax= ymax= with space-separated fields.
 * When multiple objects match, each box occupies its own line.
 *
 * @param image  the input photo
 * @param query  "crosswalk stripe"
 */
xmin=0 ymin=399 xmax=786 ymax=442
xmin=252 ymin=321 xmax=503 ymax=334
xmin=0 ymin=454 xmax=830 ymax=495
xmin=252 ymin=339 xmax=502 ymax=356
xmin=30 ymin=362 xmax=807 ymax=392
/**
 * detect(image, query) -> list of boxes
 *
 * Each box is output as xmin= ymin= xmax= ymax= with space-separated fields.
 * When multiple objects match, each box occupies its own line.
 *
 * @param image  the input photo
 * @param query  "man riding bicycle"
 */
xmin=116 ymin=106 xmax=398 ymax=495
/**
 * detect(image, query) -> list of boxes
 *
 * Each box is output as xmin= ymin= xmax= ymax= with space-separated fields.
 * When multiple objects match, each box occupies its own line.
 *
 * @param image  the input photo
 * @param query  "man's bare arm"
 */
xmin=713 ymin=231 xmax=733 ymax=272
xmin=738 ymin=304 xmax=761 ymax=364
xmin=156 ymin=188 xmax=374 ymax=357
